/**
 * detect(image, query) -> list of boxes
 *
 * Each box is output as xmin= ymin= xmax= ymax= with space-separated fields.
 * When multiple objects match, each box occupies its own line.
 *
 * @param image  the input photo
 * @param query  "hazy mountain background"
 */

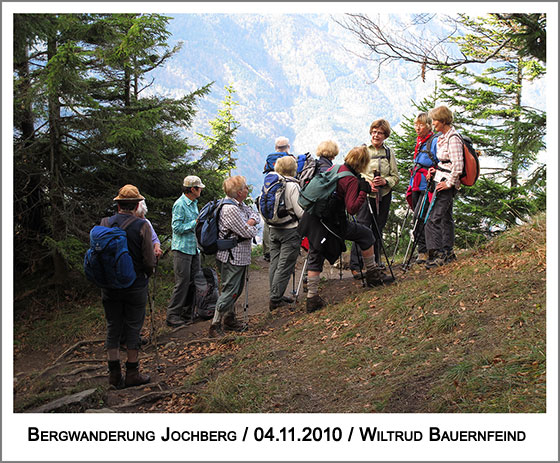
xmin=147 ymin=13 xmax=444 ymax=193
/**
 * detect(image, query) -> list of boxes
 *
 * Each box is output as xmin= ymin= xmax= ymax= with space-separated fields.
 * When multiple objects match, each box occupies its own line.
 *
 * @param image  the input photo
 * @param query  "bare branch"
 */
xmin=335 ymin=13 xmax=517 ymax=81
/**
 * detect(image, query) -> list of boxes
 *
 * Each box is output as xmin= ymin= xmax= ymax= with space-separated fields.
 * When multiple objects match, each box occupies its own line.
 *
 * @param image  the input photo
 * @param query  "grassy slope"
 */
xmin=193 ymin=214 xmax=546 ymax=413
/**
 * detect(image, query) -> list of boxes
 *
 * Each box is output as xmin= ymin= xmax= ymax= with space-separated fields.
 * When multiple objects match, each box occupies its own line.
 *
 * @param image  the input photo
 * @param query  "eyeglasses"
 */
xmin=371 ymin=130 xmax=385 ymax=136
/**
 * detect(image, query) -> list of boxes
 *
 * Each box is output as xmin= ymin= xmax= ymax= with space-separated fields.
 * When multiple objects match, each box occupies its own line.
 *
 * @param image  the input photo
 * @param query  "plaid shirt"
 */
xmin=434 ymin=127 xmax=464 ymax=189
xmin=216 ymin=199 xmax=260 ymax=266
xmin=171 ymin=194 xmax=199 ymax=255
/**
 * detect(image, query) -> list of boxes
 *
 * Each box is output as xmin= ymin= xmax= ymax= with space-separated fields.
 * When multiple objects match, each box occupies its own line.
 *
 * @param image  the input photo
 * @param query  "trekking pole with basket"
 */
xmin=366 ymin=199 xmax=395 ymax=281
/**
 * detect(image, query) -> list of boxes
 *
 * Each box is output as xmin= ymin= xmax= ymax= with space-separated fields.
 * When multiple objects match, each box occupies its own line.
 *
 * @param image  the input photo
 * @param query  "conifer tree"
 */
xmin=195 ymin=84 xmax=242 ymax=205
xmin=13 ymin=13 xmax=211 ymax=283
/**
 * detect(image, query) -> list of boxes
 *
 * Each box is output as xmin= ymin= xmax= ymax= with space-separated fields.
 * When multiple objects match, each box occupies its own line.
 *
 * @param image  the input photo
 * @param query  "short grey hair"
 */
xmin=275 ymin=136 xmax=290 ymax=151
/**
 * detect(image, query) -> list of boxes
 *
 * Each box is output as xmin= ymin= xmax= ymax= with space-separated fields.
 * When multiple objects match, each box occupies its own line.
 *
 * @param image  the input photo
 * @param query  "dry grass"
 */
xmin=192 ymin=215 xmax=546 ymax=413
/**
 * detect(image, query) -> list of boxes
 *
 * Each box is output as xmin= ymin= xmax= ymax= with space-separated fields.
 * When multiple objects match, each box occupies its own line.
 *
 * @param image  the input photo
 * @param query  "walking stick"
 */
xmin=390 ymin=206 xmax=411 ymax=266
xmin=366 ymin=199 xmax=395 ymax=281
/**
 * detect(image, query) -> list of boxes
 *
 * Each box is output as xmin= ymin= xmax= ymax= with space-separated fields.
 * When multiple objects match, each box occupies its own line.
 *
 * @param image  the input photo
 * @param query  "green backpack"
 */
xmin=297 ymin=164 xmax=354 ymax=218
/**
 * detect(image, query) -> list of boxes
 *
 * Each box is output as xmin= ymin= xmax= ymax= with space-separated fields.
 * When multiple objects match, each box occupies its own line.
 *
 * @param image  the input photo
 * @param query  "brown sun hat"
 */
xmin=113 ymin=184 xmax=145 ymax=202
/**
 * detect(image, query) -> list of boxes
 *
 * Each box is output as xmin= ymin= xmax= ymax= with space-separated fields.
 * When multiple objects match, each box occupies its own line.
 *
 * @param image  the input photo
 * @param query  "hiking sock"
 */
xmin=364 ymin=255 xmax=378 ymax=272
xmin=306 ymin=275 xmax=320 ymax=298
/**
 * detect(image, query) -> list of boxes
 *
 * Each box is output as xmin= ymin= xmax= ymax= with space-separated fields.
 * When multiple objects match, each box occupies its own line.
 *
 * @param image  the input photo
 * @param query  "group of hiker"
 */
xmin=87 ymin=104 xmax=466 ymax=388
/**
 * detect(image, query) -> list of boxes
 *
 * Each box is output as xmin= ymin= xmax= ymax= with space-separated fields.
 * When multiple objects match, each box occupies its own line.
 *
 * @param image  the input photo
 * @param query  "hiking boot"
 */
xmin=351 ymin=269 xmax=363 ymax=280
xmin=223 ymin=314 xmax=247 ymax=332
xmin=108 ymin=360 xmax=123 ymax=388
xmin=124 ymin=361 xmax=150 ymax=387
xmin=306 ymin=295 xmax=325 ymax=313
xmin=166 ymin=317 xmax=187 ymax=327
xmin=281 ymin=296 xmax=294 ymax=303
xmin=269 ymin=299 xmax=287 ymax=311
xmin=415 ymin=252 xmax=429 ymax=265
xmin=444 ymin=250 xmax=457 ymax=263
xmin=425 ymin=251 xmax=446 ymax=269
xmin=208 ymin=323 xmax=225 ymax=338
xmin=379 ymin=270 xmax=395 ymax=284
xmin=365 ymin=268 xmax=383 ymax=287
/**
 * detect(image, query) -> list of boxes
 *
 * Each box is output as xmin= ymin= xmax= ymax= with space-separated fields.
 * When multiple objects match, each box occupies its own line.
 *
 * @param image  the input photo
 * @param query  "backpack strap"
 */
xmin=417 ymin=133 xmax=438 ymax=166
xmin=384 ymin=145 xmax=391 ymax=162
xmin=437 ymin=133 xmax=464 ymax=173
xmin=219 ymin=199 xmax=250 ymax=243
xmin=103 ymin=214 xmax=141 ymax=231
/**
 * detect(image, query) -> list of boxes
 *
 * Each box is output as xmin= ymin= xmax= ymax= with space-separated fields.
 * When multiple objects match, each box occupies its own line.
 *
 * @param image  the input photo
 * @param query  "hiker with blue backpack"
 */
xmin=166 ymin=176 xmax=206 ymax=327
xmin=88 ymin=184 xmax=156 ymax=388
xmin=263 ymin=156 xmax=305 ymax=311
xmin=424 ymin=105 xmax=464 ymax=268
xmin=349 ymin=119 xmax=399 ymax=282
xmin=209 ymin=176 xmax=260 ymax=337
xmin=261 ymin=136 xmax=292 ymax=261
xmin=297 ymin=146 xmax=385 ymax=313
xmin=404 ymin=112 xmax=439 ymax=265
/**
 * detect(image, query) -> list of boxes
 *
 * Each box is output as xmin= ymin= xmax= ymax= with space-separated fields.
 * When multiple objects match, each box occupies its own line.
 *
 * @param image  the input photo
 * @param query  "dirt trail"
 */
xmin=14 ymin=252 xmax=406 ymax=413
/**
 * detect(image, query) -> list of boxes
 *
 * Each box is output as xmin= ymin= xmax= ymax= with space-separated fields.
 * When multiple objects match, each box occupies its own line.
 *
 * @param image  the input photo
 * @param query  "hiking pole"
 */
xmin=403 ymin=181 xmax=440 ymax=271
xmin=241 ymin=267 xmax=249 ymax=331
xmin=402 ymin=190 xmax=429 ymax=270
xmin=295 ymin=254 xmax=308 ymax=302
xmin=149 ymin=259 xmax=163 ymax=372
xmin=390 ymin=207 xmax=411 ymax=266
xmin=366 ymin=199 xmax=395 ymax=281
xmin=350 ymin=215 xmax=366 ymax=287
xmin=339 ymin=253 xmax=343 ymax=280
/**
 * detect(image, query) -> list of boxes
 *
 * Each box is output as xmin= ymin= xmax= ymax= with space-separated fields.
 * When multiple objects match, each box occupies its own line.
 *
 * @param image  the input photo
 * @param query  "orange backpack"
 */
xmin=442 ymin=133 xmax=481 ymax=186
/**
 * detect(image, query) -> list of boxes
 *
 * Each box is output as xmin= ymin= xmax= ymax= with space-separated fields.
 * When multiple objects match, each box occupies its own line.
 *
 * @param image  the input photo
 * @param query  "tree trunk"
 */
xmin=510 ymin=61 xmax=523 ymax=188
xmin=14 ymin=41 xmax=47 ymax=237
xmin=47 ymin=34 xmax=68 ymax=284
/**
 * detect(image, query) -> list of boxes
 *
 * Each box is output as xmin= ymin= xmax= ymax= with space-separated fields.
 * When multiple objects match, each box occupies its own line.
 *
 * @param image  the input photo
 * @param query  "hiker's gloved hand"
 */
xmin=358 ymin=176 xmax=372 ymax=194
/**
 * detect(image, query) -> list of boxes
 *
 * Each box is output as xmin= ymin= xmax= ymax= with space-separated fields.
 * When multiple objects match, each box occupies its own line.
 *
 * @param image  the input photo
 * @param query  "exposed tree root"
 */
xmin=53 ymin=339 xmax=105 ymax=364
xmin=111 ymin=391 xmax=175 ymax=410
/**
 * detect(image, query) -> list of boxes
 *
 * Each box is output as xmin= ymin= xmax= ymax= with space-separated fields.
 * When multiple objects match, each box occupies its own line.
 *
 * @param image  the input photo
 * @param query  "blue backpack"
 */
xmin=195 ymin=199 xmax=240 ymax=255
xmin=256 ymin=173 xmax=298 ymax=226
xmin=84 ymin=216 xmax=139 ymax=289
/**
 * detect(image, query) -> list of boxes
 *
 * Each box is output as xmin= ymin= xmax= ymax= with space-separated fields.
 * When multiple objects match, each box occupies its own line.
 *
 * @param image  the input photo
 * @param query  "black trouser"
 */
xmin=350 ymin=192 xmax=391 ymax=269
xmin=308 ymin=220 xmax=374 ymax=273
xmin=102 ymin=285 xmax=148 ymax=350
xmin=411 ymin=190 xmax=429 ymax=254
xmin=425 ymin=187 xmax=456 ymax=254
